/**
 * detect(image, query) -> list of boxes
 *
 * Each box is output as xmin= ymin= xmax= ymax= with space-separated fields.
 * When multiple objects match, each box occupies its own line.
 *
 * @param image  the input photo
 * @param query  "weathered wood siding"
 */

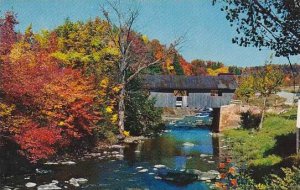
xmin=149 ymin=92 xmax=234 ymax=108
xmin=150 ymin=92 xmax=176 ymax=107
xmin=188 ymin=93 xmax=234 ymax=108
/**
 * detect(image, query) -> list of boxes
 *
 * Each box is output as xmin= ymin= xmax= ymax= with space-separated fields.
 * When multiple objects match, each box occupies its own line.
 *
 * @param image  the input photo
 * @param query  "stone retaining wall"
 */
xmin=219 ymin=104 xmax=261 ymax=132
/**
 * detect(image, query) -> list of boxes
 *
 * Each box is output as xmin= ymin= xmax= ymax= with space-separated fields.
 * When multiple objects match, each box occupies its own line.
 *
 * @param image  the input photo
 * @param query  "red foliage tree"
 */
xmin=0 ymin=27 xmax=99 ymax=162
xmin=14 ymin=120 xmax=62 ymax=162
xmin=0 ymin=12 xmax=18 ymax=57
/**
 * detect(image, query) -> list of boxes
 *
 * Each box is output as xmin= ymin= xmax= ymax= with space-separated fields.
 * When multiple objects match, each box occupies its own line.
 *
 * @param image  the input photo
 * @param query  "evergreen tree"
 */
xmin=173 ymin=54 xmax=184 ymax=75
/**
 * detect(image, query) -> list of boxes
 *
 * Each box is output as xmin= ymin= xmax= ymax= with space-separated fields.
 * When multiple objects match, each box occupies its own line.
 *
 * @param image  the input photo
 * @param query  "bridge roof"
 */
xmin=142 ymin=75 xmax=237 ymax=91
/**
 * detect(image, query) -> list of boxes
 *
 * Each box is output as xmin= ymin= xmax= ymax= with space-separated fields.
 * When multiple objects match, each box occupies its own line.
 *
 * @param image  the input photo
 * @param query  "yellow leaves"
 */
xmin=34 ymin=30 xmax=50 ymax=48
xmin=266 ymin=65 xmax=273 ymax=72
xmin=111 ymin=114 xmax=118 ymax=123
xmin=9 ymin=44 xmax=24 ymax=62
xmin=142 ymin=35 xmax=149 ymax=44
xmin=255 ymin=183 xmax=267 ymax=190
xmin=105 ymin=106 xmax=113 ymax=113
xmin=123 ymin=130 xmax=130 ymax=137
xmin=58 ymin=121 xmax=65 ymax=126
xmin=165 ymin=57 xmax=174 ymax=71
xmin=100 ymin=77 xmax=109 ymax=88
xmin=44 ymin=111 xmax=56 ymax=117
xmin=112 ymin=85 xmax=121 ymax=93
xmin=0 ymin=103 xmax=15 ymax=118
xmin=51 ymin=52 xmax=69 ymax=64
xmin=54 ymin=104 xmax=62 ymax=109
xmin=207 ymin=67 xmax=229 ymax=76
xmin=167 ymin=65 xmax=174 ymax=71
xmin=102 ymin=47 xmax=120 ymax=57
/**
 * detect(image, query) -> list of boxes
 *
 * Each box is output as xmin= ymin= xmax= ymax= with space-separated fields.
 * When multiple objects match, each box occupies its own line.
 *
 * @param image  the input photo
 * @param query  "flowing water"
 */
xmin=1 ymin=125 xmax=223 ymax=190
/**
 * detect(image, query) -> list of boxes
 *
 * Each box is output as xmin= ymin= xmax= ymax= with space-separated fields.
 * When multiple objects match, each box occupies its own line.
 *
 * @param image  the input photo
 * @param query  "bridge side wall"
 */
xmin=149 ymin=92 xmax=234 ymax=108
xmin=188 ymin=93 xmax=234 ymax=108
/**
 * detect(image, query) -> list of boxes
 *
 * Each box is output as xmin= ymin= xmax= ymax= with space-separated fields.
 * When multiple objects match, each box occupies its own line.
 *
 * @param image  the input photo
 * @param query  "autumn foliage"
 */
xmin=1 ymin=11 xmax=294 ymax=163
xmin=0 ymin=13 xmax=99 ymax=162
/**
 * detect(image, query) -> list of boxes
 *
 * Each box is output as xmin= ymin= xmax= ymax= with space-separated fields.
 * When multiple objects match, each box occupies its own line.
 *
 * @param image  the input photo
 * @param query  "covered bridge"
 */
xmin=142 ymin=75 xmax=237 ymax=108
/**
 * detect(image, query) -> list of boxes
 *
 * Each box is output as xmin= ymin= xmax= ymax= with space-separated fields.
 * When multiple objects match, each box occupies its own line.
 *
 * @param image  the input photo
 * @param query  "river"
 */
xmin=1 ymin=125 xmax=222 ymax=190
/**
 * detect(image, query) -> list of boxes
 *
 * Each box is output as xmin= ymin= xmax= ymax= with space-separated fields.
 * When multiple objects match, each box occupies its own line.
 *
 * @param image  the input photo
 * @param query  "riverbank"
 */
xmin=222 ymin=107 xmax=299 ymax=180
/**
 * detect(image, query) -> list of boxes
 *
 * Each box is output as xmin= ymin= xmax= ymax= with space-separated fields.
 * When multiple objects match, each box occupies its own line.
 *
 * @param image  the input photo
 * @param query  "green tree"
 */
xmin=125 ymin=78 xmax=164 ymax=136
xmin=253 ymin=64 xmax=284 ymax=129
xmin=173 ymin=54 xmax=184 ymax=75
xmin=229 ymin=66 xmax=242 ymax=75
xmin=235 ymin=75 xmax=255 ymax=103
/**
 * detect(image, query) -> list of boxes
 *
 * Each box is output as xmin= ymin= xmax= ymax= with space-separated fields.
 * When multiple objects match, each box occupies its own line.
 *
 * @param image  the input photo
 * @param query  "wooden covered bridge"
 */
xmin=142 ymin=75 xmax=238 ymax=132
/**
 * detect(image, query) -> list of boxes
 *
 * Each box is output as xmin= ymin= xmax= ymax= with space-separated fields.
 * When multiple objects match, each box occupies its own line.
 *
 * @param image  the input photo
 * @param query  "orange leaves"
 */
xmin=219 ymin=162 xmax=226 ymax=169
xmin=230 ymin=179 xmax=238 ymax=187
xmin=179 ymin=56 xmax=193 ymax=75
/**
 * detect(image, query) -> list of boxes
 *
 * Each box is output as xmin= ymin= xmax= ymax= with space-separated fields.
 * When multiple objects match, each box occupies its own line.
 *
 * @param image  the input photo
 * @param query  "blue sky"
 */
xmin=0 ymin=0 xmax=298 ymax=66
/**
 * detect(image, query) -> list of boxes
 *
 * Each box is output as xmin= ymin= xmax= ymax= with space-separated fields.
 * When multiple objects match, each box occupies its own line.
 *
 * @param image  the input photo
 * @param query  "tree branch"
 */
xmin=252 ymin=0 xmax=300 ymax=40
xmin=125 ymin=36 xmax=183 ymax=84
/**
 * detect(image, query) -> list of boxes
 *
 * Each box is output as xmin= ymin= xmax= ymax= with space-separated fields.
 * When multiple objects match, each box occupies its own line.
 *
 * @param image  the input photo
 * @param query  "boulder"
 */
xmin=115 ymin=154 xmax=124 ymax=158
xmin=138 ymin=169 xmax=148 ymax=173
xmin=154 ymin=176 xmax=162 ymax=180
xmin=208 ymin=170 xmax=220 ymax=175
xmin=154 ymin=164 xmax=166 ymax=169
xmin=183 ymin=142 xmax=195 ymax=147
xmin=37 ymin=183 xmax=62 ymax=190
xmin=198 ymin=172 xmax=218 ymax=181
xmin=44 ymin=162 xmax=59 ymax=165
xmin=110 ymin=144 xmax=125 ymax=149
xmin=158 ymin=170 xmax=198 ymax=185
xmin=69 ymin=178 xmax=79 ymax=187
xmin=60 ymin=161 xmax=76 ymax=165
xmin=75 ymin=178 xmax=88 ymax=184
xmin=25 ymin=182 xmax=37 ymax=188
xmin=36 ymin=168 xmax=51 ymax=174
xmin=186 ymin=169 xmax=202 ymax=176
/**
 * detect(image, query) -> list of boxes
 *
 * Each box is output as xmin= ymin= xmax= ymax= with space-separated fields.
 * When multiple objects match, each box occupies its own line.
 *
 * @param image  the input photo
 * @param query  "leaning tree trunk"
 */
xmin=118 ymin=86 xmax=126 ymax=135
xmin=258 ymin=96 xmax=267 ymax=130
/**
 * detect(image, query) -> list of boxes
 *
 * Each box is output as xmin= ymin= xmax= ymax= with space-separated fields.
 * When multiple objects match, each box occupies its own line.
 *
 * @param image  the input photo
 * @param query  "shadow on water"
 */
xmin=1 ymin=122 xmax=222 ymax=189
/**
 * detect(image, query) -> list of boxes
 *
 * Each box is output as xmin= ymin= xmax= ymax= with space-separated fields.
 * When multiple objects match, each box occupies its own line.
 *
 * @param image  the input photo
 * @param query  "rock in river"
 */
xmin=60 ymin=161 xmax=76 ymax=165
xmin=198 ymin=172 xmax=218 ymax=181
xmin=69 ymin=178 xmax=88 ymax=187
xmin=25 ymin=182 xmax=37 ymax=188
xmin=37 ymin=183 xmax=62 ymax=190
xmin=154 ymin=164 xmax=166 ymax=169
xmin=44 ymin=162 xmax=59 ymax=165
xmin=110 ymin=144 xmax=125 ymax=149
xmin=183 ymin=142 xmax=195 ymax=147
xmin=158 ymin=170 xmax=198 ymax=185
xmin=138 ymin=169 xmax=148 ymax=173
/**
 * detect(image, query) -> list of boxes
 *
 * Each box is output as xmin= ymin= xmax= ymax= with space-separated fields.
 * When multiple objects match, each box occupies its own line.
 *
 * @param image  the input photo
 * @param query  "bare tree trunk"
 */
xmin=259 ymin=96 xmax=267 ymax=130
xmin=118 ymin=85 xmax=126 ymax=134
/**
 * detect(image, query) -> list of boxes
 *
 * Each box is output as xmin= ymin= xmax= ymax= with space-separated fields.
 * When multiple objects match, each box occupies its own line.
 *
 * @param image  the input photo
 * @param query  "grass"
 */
xmin=223 ymin=107 xmax=297 ymax=168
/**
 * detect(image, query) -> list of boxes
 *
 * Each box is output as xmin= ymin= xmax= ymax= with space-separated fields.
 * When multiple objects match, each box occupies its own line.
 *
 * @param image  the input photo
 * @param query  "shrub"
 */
xmin=240 ymin=111 xmax=261 ymax=130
